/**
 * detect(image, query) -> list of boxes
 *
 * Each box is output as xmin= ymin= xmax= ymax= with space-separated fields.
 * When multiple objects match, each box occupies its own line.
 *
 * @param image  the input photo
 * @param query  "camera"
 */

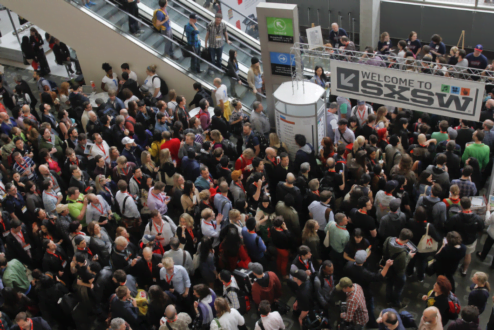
xmin=340 ymin=302 xmax=347 ymax=313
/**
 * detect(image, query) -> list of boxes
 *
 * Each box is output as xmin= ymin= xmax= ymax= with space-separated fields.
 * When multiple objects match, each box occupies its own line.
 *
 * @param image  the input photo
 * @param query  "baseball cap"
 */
xmin=142 ymin=234 xmax=156 ymax=244
xmin=248 ymin=262 xmax=263 ymax=275
xmin=189 ymin=13 xmax=197 ymax=19
xmin=355 ymin=250 xmax=367 ymax=264
xmin=336 ymin=277 xmax=353 ymax=290
xmin=56 ymin=204 xmax=69 ymax=214
xmin=121 ymin=137 xmax=135 ymax=145
xmin=475 ymin=44 xmax=483 ymax=52
xmin=357 ymin=100 xmax=366 ymax=105
xmin=339 ymin=103 xmax=348 ymax=114
xmin=447 ymin=127 xmax=458 ymax=140
xmin=338 ymin=118 xmax=348 ymax=125
xmin=292 ymin=269 xmax=308 ymax=282
xmin=389 ymin=198 xmax=402 ymax=212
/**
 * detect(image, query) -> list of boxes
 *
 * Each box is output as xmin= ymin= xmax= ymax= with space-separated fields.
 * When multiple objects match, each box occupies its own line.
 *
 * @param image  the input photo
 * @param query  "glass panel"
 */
xmin=424 ymin=0 xmax=474 ymax=5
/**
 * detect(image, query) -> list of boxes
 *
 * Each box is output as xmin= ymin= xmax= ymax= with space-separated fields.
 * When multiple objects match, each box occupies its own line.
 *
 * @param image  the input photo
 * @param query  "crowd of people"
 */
xmin=0 ymin=9 xmax=494 ymax=330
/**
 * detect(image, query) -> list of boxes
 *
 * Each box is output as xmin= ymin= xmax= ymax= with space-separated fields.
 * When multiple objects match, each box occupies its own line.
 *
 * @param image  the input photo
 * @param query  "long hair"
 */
xmin=353 ymin=136 xmax=366 ymax=154
xmin=199 ymin=237 xmax=213 ymax=263
xmin=322 ymin=137 xmax=334 ymax=159
xmin=398 ymin=154 xmax=413 ymax=173
xmin=160 ymin=148 xmax=172 ymax=166
xmin=141 ymin=150 xmax=155 ymax=172
xmin=375 ymin=106 xmax=388 ymax=126
xmin=228 ymin=49 xmax=237 ymax=64
xmin=94 ymin=174 xmax=106 ymax=193
xmin=221 ymin=228 xmax=241 ymax=257
xmin=148 ymin=285 xmax=171 ymax=308
xmin=251 ymin=62 xmax=261 ymax=76
xmin=302 ymin=220 xmax=318 ymax=244
xmin=474 ymin=272 xmax=491 ymax=292
xmin=314 ymin=66 xmax=327 ymax=82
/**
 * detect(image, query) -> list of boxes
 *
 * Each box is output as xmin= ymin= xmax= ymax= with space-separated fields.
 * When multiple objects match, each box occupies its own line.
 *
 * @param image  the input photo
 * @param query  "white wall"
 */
xmin=1 ymin=0 xmax=198 ymax=102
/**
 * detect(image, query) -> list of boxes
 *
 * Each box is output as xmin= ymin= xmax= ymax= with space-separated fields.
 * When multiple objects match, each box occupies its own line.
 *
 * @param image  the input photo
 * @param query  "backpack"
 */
xmin=319 ymin=173 xmax=335 ymax=193
xmin=197 ymin=89 xmax=214 ymax=106
xmin=252 ymin=132 xmax=269 ymax=158
xmin=221 ymin=139 xmax=238 ymax=159
xmin=422 ymin=197 xmax=440 ymax=223
xmin=14 ymin=94 xmax=28 ymax=106
xmin=272 ymin=144 xmax=288 ymax=156
xmin=152 ymin=9 xmax=167 ymax=32
xmin=152 ymin=76 xmax=169 ymax=97
xmin=40 ymin=77 xmax=58 ymax=90
xmin=444 ymin=198 xmax=462 ymax=220
xmin=225 ymin=287 xmax=251 ymax=314
xmin=380 ymin=237 xmax=407 ymax=272
xmin=447 ymin=291 xmax=461 ymax=320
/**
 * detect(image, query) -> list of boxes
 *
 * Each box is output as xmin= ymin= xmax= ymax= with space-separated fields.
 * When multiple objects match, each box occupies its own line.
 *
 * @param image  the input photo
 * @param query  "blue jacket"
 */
xmin=110 ymin=297 xmax=141 ymax=329
xmin=122 ymin=146 xmax=142 ymax=166
xmin=181 ymin=156 xmax=201 ymax=182
xmin=293 ymin=143 xmax=314 ymax=174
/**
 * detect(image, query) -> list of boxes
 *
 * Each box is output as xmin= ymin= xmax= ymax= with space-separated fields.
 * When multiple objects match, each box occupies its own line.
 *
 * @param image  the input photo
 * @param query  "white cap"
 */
xmin=121 ymin=137 xmax=135 ymax=145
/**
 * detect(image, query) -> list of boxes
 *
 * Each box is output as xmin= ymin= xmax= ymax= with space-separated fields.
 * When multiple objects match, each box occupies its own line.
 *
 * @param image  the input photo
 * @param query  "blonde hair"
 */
xmin=179 ymin=213 xmax=194 ymax=227
xmin=199 ymin=189 xmax=211 ymax=201
xmin=172 ymin=173 xmax=183 ymax=189
xmin=160 ymin=148 xmax=172 ymax=166
xmin=450 ymin=184 xmax=460 ymax=196
xmin=302 ymin=220 xmax=319 ymax=243
xmin=380 ymin=32 xmax=389 ymax=43
xmin=141 ymin=150 xmax=155 ymax=171
xmin=210 ymin=129 xmax=223 ymax=143
xmin=450 ymin=46 xmax=459 ymax=54
xmin=94 ymin=174 xmax=106 ymax=193
xmin=117 ymin=156 xmax=127 ymax=165
xmin=353 ymin=136 xmax=365 ymax=153
xmin=214 ymin=297 xmax=231 ymax=317
xmin=376 ymin=106 xmax=388 ymax=125
xmin=60 ymin=82 xmax=70 ymax=96
xmin=162 ymin=257 xmax=174 ymax=268
xmin=201 ymin=208 xmax=213 ymax=219
xmin=147 ymin=65 xmax=157 ymax=74
xmin=474 ymin=272 xmax=491 ymax=291
xmin=242 ymin=148 xmax=254 ymax=159
xmin=269 ymin=132 xmax=281 ymax=146
xmin=168 ymin=89 xmax=177 ymax=100
xmin=229 ymin=209 xmax=241 ymax=221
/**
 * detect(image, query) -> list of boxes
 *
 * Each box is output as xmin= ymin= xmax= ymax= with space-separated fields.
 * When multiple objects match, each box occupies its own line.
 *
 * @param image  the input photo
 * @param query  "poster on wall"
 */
xmin=317 ymin=105 xmax=325 ymax=153
xmin=266 ymin=17 xmax=294 ymax=43
xmin=270 ymin=52 xmax=295 ymax=77
xmin=306 ymin=26 xmax=324 ymax=49
xmin=275 ymin=111 xmax=315 ymax=159
xmin=221 ymin=0 xmax=265 ymax=40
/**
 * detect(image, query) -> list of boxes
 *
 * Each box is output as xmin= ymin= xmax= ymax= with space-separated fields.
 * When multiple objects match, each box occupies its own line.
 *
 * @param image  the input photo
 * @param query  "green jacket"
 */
xmin=39 ymin=134 xmax=63 ymax=161
xmin=67 ymin=193 xmax=87 ymax=226
xmin=3 ymin=259 xmax=30 ymax=292
xmin=461 ymin=143 xmax=490 ymax=170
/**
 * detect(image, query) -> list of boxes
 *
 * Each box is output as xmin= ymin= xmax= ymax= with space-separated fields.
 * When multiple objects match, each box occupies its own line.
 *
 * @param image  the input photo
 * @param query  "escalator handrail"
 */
xmin=165 ymin=3 xmax=207 ymax=30
xmin=230 ymin=77 xmax=266 ymax=99
xmin=168 ymin=0 xmax=262 ymax=60
xmin=102 ymin=0 xmax=225 ymax=73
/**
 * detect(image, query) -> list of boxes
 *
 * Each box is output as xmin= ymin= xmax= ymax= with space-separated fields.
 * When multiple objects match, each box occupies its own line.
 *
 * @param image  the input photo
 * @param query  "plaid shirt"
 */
xmin=451 ymin=178 xmax=477 ymax=197
xmin=342 ymin=284 xmax=369 ymax=326
xmin=13 ymin=156 xmax=36 ymax=180
xmin=207 ymin=21 xmax=227 ymax=48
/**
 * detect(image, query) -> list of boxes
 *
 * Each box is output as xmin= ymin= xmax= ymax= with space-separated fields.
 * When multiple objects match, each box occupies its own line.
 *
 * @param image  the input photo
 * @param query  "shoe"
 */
xmin=418 ymin=279 xmax=424 ymax=283
xmin=460 ymin=267 xmax=467 ymax=277
xmin=196 ymin=69 xmax=204 ymax=73
xmin=88 ymin=1 xmax=96 ymax=5
xmin=476 ymin=252 xmax=485 ymax=262
xmin=84 ymin=3 xmax=90 ymax=8
xmin=171 ymin=55 xmax=180 ymax=61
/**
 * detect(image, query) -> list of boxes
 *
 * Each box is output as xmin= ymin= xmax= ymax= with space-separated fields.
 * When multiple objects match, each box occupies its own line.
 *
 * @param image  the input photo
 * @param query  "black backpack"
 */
xmin=319 ymin=173 xmax=335 ymax=193
xmin=225 ymin=287 xmax=251 ymax=315
xmin=14 ymin=94 xmax=29 ymax=106
xmin=251 ymin=132 xmax=269 ymax=158
xmin=273 ymin=144 xmax=288 ymax=156
xmin=221 ymin=139 xmax=238 ymax=159
xmin=152 ymin=76 xmax=169 ymax=97
xmin=422 ymin=197 xmax=440 ymax=223
xmin=197 ymin=89 xmax=214 ymax=106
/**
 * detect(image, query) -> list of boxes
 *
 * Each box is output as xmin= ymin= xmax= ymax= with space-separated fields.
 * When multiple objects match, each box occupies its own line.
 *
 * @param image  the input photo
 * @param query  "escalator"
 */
xmin=81 ymin=0 xmax=266 ymax=108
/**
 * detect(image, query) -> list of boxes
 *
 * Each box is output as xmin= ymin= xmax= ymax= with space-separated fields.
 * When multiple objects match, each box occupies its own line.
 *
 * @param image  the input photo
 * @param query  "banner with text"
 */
xmin=330 ymin=61 xmax=484 ymax=121
xmin=221 ymin=0 xmax=265 ymax=38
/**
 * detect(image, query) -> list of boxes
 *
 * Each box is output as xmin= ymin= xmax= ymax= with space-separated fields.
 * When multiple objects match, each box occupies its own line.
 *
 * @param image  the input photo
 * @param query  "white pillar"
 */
xmin=359 ymin=0 xmax=380 ymax=50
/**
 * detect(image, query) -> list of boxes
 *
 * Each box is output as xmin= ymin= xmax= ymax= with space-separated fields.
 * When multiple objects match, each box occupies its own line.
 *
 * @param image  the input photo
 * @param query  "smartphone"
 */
xmin=443 ymin=237 xmax=447 ymax=245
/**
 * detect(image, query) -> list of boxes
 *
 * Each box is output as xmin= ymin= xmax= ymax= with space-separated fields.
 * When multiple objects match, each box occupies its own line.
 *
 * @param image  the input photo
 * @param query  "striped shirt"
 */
xmin=13 ymin=156 xmax=36 ymax=180
xmin=207 ymin=21 xmax=227 ymax=49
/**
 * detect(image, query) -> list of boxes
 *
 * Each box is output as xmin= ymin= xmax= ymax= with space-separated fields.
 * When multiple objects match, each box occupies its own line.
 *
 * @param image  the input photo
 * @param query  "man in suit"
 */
xmin=131 ymin=246 xmax=162 ymax=290
xmin=5 ymin=219 xmax=33 ymax=268
xmin=274 ymin=152 xmax=292 ymax=189
xmin=52 ymin=38 xmax=82 ymax=75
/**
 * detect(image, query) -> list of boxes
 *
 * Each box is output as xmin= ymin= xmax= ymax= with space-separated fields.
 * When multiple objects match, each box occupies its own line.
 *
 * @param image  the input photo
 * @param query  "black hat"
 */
xmin=189 ymin=13 xmax=197 ymax=19
xmin=251 ymin=57 xmax=260 ymax=65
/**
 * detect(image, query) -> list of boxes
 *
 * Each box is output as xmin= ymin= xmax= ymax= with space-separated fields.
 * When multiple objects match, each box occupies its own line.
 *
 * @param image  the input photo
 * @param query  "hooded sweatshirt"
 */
xmin=445 ymin=212 xmax=484 ymax=245
xmin=383 ymin=237 xmax=410 ymax=276
xmin=379 ymin=211 xmax=406 ymax=238
xmin=251 ymin=271 xmax=282 ymax=304
xmin=424 ymin=165 xmax=450 ymax=199
xmin=294 ymin=144 xmax=314 ymax=174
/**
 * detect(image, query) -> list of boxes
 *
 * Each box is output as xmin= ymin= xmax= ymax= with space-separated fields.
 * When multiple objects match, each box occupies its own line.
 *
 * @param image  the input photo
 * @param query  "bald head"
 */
xmin=423 ymin=307 xmax=439 ymax=324
xmin=38 ymin=165 xmax=49 ymax=176
xmin=165 ymin=305 xmax=177 ymax=319
xmin=87 ymin=193 xmax=98 ymax=204
xmin=143 ymin=247 xmax=152 ymax=261
xmin=286 ymin=173 xmax=296 ymax=184
xmin=487 ymin=99 xmax=494 ymax=109
xmin=89 ymin=111 xmax=97 ymax=121
xmin=417 ymin=134 xmax=426 ymax=144
xmin=120 ymin=109 xmax=128 ymax=116
xmin=484 ymin=120 xmax=494 ymax=131
xmin=327 ymin=157 xmax=335 ymax=168
xmin=22 ymin=105 xmax=30 ymax=114
xmin=265 ymin=147 xmax=276 ymax=159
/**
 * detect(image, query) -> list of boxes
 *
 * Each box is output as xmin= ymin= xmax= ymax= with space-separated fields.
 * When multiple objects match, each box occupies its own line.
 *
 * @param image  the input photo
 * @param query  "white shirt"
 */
xmin=215 ymin=84 xmax=228 ymax=105
xmin=163 ymin=248 xmax=193 ymax=273
xmin=143 ymin=217 xmax=177 ymax=247
xmin=209 ymin=309 xmax=245 ymax=330
xmin=124 ymin=95 xmax=140 ymax=108
xmin=115 ymin=190 xmax=140 ymax=219
xmin=351 ymin=105 xmax=374 ymax=127
xmin=81 ymin=110 xmax=90 ymax=133
xmin=102 ymin=73 xmax=118 ymax=90
xmin=144 ymin=74 xmax=161 ymax=98
xmin=201 ymin=219 xmax=221 ymax=247
xmin=129 ymin=70 xmax=138 ymax=82
xmin=254 ymin=312 xmax=285 ymax=330
xmin=90 ymin=141 xmax=110 ymax=165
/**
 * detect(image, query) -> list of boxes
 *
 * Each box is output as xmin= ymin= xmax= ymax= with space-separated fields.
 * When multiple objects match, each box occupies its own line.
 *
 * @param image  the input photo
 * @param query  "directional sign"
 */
xmin=270 ymin=52 xmax=295 ymax=76
xmin=330 ymin=61 xmax=484 ymax=121
xmin=266 ymin=17 xmax=294 ymax=43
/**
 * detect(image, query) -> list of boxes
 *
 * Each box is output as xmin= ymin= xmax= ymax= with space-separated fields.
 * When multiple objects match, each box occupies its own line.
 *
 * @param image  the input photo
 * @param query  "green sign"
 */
xmin=266 ymin=17 xmax=294 ymax=43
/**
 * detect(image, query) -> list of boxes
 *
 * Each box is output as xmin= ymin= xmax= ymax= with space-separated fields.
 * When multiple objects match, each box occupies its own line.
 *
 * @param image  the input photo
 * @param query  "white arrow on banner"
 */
xmin=340 ymin=73 xmax=355 ymax=87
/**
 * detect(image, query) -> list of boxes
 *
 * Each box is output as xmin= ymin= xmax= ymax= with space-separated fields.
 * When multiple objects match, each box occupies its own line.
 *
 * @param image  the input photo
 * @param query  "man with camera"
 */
xmin=336 ymin=277 xmax=368 ymax=330
xmin=291 ymin=270 xmax=314 ymax=327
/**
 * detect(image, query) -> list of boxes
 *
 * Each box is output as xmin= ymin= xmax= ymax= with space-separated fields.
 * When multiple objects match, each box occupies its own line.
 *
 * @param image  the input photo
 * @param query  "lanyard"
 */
xmin=357 ymin=108 xmax=366 ymax=122
xmin=78 ymin=247 xmax=93 ymax=256
xmin=151 ymin=192 xmax=163 ymax=203
xmin=70 ymin=159 xmax=79 ymax=166
xmin=16 ymin=160 xmax=28 ymax=171
xmin=165 ymin=273 xmax=174 ymax=284
xmin=45 ymin=191 xmax=57 ymax=199
xmin=92 ymin=203 xmax=104 ymax=215
xmin=325 ymin=277 xmax=333 ymax=288
xmin=153 ymin=221 xmax=163 ymax=237
xmin=0 ymin=218 xmax=5 ymax=231
xmin=203 ymin=220 xmax=216 ymax=230
xmin=47 ymin=250 xmax=63 ymax=262
xmin=187 ymin=228 xmax=195 ymax=240
xmin=336 ymin=224 xmax=347 ymax=230
xmin=15 ymin=230 xmax=26 ymax=244
xmin=96 ymin=143 xmax=106 ymax=156
xmin=147 ymin=261 xmax=153 ymax=273
xmin=134 ymin=176 xmax=141 ymax=185
xmin=299 ymin=257 xmax=309 ymax=270
xmin=235 ymin=181 xmax=245 ymax=192
xmin=120 ymin=166 xmax=129 ymax=176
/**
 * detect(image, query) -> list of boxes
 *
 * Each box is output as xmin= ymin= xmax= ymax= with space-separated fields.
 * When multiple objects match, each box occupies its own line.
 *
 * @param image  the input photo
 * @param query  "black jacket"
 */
xmin=53 ymin=42 xmax=70 ymax=65
xmin=37 ymin=171 xmax=66 ymax=195
xmin=89 ymin=234 xmax=112 ymax=268
xmin=131 ymin=253 xmax=162 ymax=289
xmin=110 ymin=297 xmax=142 ymax=329
xmin=118 ymin=79 xmax=142 ymax=100
xmin=11 ymin=317 xmax=51 ymax=330
xmin=446 ymin=212 xmax=484 ymax=245
xmin=5 ymin=230 xmax=33 ymax=267
xmin=110 ymin=245 xmax=134 ymax=273
xmin=42 ymin=247 xmax=68 ymax=274
xmin=69 ymin=172 xmax=93 ymax=194
xmin=210 ymin=115 xmax=229 ymax=139
xmin=226 ymin=58 xmax=240 ymax=80
xmin=405 ymin=219 xmax=442 ymax=246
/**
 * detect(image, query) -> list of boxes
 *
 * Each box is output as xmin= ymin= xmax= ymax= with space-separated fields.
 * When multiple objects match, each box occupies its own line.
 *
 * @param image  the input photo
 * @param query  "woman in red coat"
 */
xmin=219 ymin=227 xmax=251 ymax=271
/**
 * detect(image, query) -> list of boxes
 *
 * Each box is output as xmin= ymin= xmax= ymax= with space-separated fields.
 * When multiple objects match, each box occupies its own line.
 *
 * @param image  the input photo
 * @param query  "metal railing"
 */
xmin=291 ymin=42 xmax=494 ymax=84
xmin=384 ymin=0 xmax=493 ymax=11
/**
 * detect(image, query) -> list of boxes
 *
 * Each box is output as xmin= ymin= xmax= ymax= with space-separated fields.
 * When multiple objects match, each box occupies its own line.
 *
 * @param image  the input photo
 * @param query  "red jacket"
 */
xmin=251 ymin=271 xmax=282 ymax=305
xmin=219 ymin=244 xmax=251 ymax=271
xmin=124 ymin=116 xmax=136 ymax=135
xmin=160 ymin=138 xmax=181 ymax=162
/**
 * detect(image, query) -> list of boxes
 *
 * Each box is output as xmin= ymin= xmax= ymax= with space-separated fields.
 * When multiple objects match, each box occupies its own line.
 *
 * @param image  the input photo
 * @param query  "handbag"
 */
xmin=417 ymin=223 xmax=438 ymax=253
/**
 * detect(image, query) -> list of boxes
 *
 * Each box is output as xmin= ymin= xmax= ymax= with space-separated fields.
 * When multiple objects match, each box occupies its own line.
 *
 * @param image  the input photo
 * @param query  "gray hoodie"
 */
xmin=379 ymin=211 xmax=406 ymax=238
xmin=383 ymin=237 xmax=411 ymax=276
